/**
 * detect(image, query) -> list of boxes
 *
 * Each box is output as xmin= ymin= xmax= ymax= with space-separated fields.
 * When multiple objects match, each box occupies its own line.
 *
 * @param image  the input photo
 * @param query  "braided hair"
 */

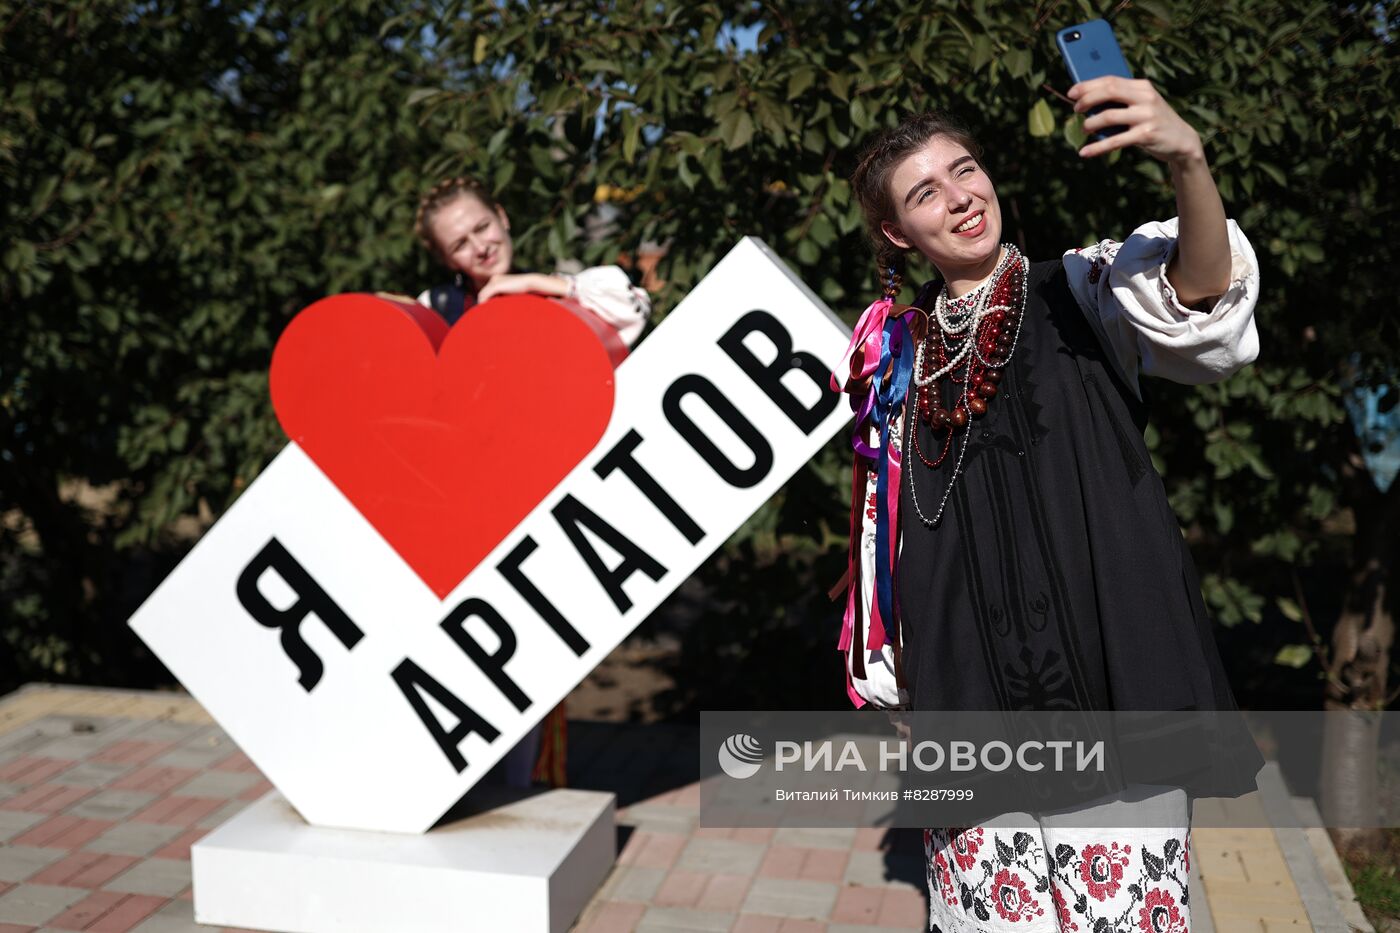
xmin=849 ymin=112 xmax=984 ymax=294
xmin=413 ymin=176 xmax=501 ymax=265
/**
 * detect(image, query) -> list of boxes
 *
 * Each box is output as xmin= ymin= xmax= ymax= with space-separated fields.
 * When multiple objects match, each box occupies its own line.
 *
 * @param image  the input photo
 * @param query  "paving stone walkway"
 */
xmin=0 ymin=684 xmax=1369 ymax=932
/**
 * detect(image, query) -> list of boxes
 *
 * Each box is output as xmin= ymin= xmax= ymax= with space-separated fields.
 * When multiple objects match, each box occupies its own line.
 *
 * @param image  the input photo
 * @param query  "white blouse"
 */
xmin=1061 ymin=216 xmax=1260 ymax=399
xmin=849 ymin=217 xmax=1262 ymax=708
xmin=562 ymin=265 xmax=653 ymax=348
xmin=414 ymin=264 xmax=652 ymax=348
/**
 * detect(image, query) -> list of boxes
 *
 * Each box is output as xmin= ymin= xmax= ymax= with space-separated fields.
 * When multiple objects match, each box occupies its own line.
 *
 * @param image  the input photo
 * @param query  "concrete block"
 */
xmin=193 ymin=788 xmax=615 ymax=933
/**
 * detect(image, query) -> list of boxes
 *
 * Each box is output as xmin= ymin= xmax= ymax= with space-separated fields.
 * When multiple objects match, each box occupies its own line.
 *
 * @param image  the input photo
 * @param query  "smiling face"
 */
xmin=878 ymin=135 xmax=1002 ymax=285
xmin=426 ymin=192 xmax=514 ymax=291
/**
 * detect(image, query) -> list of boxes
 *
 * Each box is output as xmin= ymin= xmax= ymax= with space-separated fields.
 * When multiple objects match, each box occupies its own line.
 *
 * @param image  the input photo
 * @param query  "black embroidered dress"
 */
xmin=894 ymin=257 xmax=1263 ymax=799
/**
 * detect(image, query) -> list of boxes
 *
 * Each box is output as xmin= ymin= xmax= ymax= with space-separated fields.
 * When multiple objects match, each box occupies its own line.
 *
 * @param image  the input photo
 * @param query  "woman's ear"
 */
xmin=880 ymin=220 xmax=911 ymax=251
xmin=497 ymin=205 xmax=511 ymax=232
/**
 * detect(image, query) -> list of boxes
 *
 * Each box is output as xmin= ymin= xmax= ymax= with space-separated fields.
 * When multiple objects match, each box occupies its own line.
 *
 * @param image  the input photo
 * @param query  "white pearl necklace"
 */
xmin=912 ymin=246 xmax=1018 ymax=388
xmin=905 ymin=244 xmax=1030 ymax=529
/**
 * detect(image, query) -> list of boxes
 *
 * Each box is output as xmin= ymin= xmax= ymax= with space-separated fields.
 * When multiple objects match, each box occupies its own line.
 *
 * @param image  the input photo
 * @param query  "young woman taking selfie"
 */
xmin=837 ymin=75 xmax=1264 ymax=932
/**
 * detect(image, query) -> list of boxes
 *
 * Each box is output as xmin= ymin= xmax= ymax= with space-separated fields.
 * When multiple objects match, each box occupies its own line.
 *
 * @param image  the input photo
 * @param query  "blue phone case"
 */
xmin=1056 ymin=19 xmax=1133 ymax=140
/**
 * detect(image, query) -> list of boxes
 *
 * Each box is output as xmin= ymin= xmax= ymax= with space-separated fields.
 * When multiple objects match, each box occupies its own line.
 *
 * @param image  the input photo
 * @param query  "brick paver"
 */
xmin=657 ymin=869 xmax=713 ymax=908
xmin=148 ymin=829 xmax=207 ymax=862
xmin=29 ymin=851 xmax=139 ymax=888
xmin=0 ymin=845 xmax=65 ymax=884
xmin=45 ymin=888 xmax=127 ymax=928
xmin=695 ymin=874 xmax=751 ymax=912
xmin=0 ymin=882 xmax=86 ymax=925
xmin=677 ymin=837 xmax=766 ymax=875
xmin=12 ymin=815 xmax=113 ymax=850
xmin=83 ymin=823 xmax=182 ymax=858
xmin=0 ymin=758 xmax=74 ymax=786
xmin=67 ymin=790 xmax=158 ymax=824
xmin=742 ymin=878 xmax=840 ymax=921
xmin=601 ymin=865 xmax=665 ymax=903
xmin=0 ymin=811 xmax=45 ymax=843
xmin=102 ymin=859 xmax=191 ymax=898
xmin=88 ymin=893 xmax=167 ymax=931
xmin=91 ymin=742 xmax=173 ymax=768
xmin=0 ymin=783 xmax=95 ymax=815
xmin=576 ymin=899 xmax=645 ymax=932
xmin=53 ymin=761 xmax=136 ymax=790
xmin=109 ymin=768 xmax=195 ymax=798
xmin=636 ymin=905 xmax=734 ymax=931
xmin=126 ymin=796 xmax=223 ymax=828
xmin=831 ymin=885 xmax=884 ymax=924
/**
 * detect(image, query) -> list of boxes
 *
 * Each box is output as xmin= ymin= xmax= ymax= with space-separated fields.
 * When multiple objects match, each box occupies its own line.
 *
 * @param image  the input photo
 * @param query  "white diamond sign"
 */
xmin=129 ymin=237 xmax=853 ymax=833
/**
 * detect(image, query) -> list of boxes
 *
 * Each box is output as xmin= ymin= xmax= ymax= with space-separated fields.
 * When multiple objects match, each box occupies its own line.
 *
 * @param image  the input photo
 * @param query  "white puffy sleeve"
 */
xmin=1062 ymin=217 xmax=1260 ymax=398
xmin=563 ymin=265 xmax=652 ymax=348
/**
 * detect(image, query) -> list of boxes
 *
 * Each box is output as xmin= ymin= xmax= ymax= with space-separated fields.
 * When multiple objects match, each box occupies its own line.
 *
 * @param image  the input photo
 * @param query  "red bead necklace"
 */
xmin=910 ymin=250 xmax=1026 ymax=470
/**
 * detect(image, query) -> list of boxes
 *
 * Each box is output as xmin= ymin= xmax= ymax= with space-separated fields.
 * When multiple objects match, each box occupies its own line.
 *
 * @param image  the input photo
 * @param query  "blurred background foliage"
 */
xmin=2 ymin=0 xmax=1398 ymax=718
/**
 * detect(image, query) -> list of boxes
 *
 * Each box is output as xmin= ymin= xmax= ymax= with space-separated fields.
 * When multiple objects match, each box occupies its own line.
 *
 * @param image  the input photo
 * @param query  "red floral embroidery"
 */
xmin=927 ymin=825 xmax=1190 ymax=932
xmin=1079 ymin=841 xmax=1131 ymax=901
xmin=952 ymin=826 xmax=983 ymax=871
xmin=1052 ymin=887 xmax=1079 ymax=930
xmin=1138 ymin=887 xmax=1188 ymax=933
xmin=990 ymin=868 xmax=1044 ymax=922
xmin=933 ymin=851 xmax=959 ymax=906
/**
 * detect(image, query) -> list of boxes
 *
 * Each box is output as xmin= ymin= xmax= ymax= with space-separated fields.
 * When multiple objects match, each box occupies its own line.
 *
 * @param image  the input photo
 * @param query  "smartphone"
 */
xmin=1056 ymin=19 xmax=1133 ymax=141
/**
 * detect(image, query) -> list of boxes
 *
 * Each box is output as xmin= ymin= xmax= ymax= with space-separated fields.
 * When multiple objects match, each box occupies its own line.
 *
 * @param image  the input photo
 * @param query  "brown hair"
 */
xmin=850 ymin=112 xmax=985 ymax=287
xmin=414 ymin=177 xmax=501 ymax=263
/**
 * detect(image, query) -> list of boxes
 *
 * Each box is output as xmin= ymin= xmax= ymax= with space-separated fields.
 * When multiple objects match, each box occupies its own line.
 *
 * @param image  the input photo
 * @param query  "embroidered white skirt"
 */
xmin=924 ymin=785 xmax=1191 ymax=933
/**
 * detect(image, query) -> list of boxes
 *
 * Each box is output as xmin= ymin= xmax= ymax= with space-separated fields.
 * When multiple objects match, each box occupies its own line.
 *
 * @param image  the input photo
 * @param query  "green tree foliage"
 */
xmin=1 ymin=0 xmax=448 ymax=685
xmin=2 ymin=1 xmax=1397 ymax=713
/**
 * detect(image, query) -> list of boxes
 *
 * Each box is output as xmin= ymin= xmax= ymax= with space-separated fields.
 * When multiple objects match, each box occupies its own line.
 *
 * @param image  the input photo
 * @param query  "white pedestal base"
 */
xmin=192 ymin=788 xmax=616 ymax=933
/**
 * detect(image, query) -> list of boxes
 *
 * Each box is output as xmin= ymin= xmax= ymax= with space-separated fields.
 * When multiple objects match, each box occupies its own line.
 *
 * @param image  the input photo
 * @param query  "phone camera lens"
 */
xmin=1068 ymin=30 xmax=1081 ymax=41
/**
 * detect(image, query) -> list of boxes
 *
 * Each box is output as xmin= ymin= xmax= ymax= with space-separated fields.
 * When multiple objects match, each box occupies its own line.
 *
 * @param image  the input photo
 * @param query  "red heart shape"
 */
xmin=270 ymin=293 xmax=617 ymax=598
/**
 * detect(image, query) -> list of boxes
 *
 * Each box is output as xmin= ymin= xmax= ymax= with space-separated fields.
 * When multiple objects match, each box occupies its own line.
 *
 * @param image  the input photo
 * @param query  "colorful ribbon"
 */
xmin=832 ymin=296 xmax=915 ymax=707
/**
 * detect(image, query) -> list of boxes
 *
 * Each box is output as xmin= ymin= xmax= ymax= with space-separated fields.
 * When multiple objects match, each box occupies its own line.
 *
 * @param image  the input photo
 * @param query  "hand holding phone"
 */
xmin=1056 ymin=19 xmax=1133 ymax=140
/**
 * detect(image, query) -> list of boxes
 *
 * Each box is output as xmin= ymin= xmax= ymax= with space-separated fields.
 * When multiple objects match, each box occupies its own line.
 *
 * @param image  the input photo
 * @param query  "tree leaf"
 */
xmin=720 ymin=111 xmax=755 ymax=150
xmin=1029 ymin=99 xmax=1055 ymax=138
xmin=787 ymin=67 xmax=816 ymax=101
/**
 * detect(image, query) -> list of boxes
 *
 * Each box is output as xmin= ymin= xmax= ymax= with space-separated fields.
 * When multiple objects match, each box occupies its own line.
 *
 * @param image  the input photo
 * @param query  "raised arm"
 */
xmin=1069 ymin=76 xmax=1231 ymax=307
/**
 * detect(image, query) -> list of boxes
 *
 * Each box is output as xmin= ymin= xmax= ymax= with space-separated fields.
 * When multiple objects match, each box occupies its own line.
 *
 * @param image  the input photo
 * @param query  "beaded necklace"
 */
xmin=906 ymin=243 xmax=1029 ymax=527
